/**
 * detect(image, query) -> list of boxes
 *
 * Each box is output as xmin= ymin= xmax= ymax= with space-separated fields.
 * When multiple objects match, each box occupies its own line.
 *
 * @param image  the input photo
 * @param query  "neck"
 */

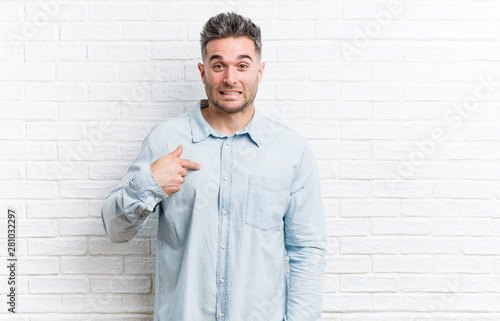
xmin=201 ymin=104 xmax=255 ymax=137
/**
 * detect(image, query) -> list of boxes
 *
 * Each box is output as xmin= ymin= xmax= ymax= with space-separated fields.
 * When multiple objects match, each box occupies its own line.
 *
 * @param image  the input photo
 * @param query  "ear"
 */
xmin=258 ymin=62 xmax=265 ymax=84
xmin=198 ymin=63 xmax=205 ymax=84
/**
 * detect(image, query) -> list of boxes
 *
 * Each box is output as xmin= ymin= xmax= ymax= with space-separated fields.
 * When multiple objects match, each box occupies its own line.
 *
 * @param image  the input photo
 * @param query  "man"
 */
xmin=101 ymin=12 xmax=326 ymax=321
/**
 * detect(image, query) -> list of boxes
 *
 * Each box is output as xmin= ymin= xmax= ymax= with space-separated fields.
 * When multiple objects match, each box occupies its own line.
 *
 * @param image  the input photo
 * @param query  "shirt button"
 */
xmin=222 ymin=244 xmax=225 ymax=249
xmin=155 ymin=196 xmax=160 ymax=202
xmin=220 ymin=278 xmax=224 ymax=283
xmin=224 ymin=176 xmax=228 ymax=181
xmin=225 ymin=144 xmax=229 ymax=149
xmin=223 ymin=210 xmax=227 ymax=215
xmin=220 ymin=312 xmax=224 ymax=317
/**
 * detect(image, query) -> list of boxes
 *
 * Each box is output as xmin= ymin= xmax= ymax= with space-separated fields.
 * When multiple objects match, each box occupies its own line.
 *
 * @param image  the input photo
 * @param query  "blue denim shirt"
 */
xmin=101 ymin=102 xmax=326 ymax=321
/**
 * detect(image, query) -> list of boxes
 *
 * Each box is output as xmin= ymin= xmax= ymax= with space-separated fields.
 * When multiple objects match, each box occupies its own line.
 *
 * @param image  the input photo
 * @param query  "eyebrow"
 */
xmin=209 ymin=54 xmax=253 ymax=63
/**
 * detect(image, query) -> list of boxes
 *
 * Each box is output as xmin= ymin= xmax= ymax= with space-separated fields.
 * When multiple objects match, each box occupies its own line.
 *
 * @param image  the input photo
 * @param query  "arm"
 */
xmin=101 ymin=132 xmax=166 ymax=243
xmin=284 ymin=141 xmax=326 ymax=320
xmin=100 ymin=130 xmax=201 ymax=243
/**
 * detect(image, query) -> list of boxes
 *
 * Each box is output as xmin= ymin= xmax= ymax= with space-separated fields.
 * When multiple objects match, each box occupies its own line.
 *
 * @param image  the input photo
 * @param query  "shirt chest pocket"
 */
xmin=245 ymin=175 xmax=290 ymax=231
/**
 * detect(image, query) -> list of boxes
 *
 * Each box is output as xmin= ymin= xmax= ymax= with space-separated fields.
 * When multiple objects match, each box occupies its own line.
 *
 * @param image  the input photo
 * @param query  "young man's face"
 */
xmin=198 ymin=36 xmax=265 ymax=114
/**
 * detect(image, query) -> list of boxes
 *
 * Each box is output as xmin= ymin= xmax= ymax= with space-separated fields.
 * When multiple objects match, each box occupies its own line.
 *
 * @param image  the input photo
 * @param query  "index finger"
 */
xmin=179 ymin=158 xmax=201 ymax=170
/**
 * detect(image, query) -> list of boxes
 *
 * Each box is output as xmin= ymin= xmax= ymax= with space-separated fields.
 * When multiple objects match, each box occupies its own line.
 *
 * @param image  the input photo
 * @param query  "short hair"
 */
xmin=200 ymin=12 xmax=262 ymax=61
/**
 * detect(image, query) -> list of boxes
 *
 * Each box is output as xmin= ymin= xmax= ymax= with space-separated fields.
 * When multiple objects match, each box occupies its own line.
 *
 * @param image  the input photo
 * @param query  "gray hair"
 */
xmin=200 ymin=12 xmax=262 ymax=61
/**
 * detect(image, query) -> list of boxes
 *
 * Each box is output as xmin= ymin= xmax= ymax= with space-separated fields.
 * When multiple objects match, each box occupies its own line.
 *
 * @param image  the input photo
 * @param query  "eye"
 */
xmin=238 ymin=64 xmax=249 ymax=69
xmin=213 ymin=64 xmax=224 ymax=70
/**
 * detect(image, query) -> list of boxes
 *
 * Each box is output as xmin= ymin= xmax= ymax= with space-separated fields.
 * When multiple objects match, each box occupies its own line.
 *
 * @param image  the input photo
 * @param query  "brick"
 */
xmin=0 ymin=83 xmax=22 ymax=100
xmin=373 ymin=255 xmax=433 ymax=273
xmin=311 ymin=102 xmax=371 ymax=120
xmin=25 ymin=43 xmax=86 ymax=62
xmin=120 ymin=64 xmax=184 ymax=82
xmin=310 ymin=63 xmax=369 ymax=81
xmin=89 ymin=238 xmax=150 ymax=255
xmin=151 ymin=83 xmax=206 ymax=102
xmin=322 ymin=293 xmax=371 ymax=312
xmin=321 ymin=181 xmax=370 ymax=198
xmin=277 ymin=82 xmax=337 ymax=101
xmin=342 ymin=43 xmax=402 ymax=62
xmin=280 ymin=2 xmax=340 ymax=20
xmin=340 ymin=275 xmax=398 ymax=292
xmin=27 ymin=122 xmax=86 ymax=140
xmin=264 ymin=64 xmax=307 ymax=81
xmin=342 ymin=84 xmax=400 ymax=101
xmin=89 ymin=163 xmax=128 ymax=180
xmin=342 ymin=1 xmax=403 ymax=19
xmin=61 ymin=294 xmax=122 ymax=313
xmin=0 ymin=121 xmax=24 ymax=139
xmin=462 ymin=239 xmax=500 ymax=255
xmin=0 ymin=162 xmax=24 ymax=179
xmin=0 ymin=3 xmax=21 ymax=21
xmin=325 ymin=218 xmax=369 ymax=237
xmin=341 ymin=200 xmax=400 ymax=217
xmin=151 ymin=3 xmax=216 ymax=21
xmin=60 ymin=22 xmax=121 ymax=40
xmin=401 ymin=275 xmax=460 ymax=292
xmin=434 ymin=256 xmax=493 ymax=274
xmin=341 ymin=122 xmax=400 ymax=140
xmin=25 ymin=3 xmax=86 ymax=21
xmin=372 ymin=218 xmax=431 ymax=235
xmin=258 ymin=21 xmax=314 ymax=40
xmin=401 ymin=237 xmax=460 ymax=254
xmin=372 ymin=63 xmax=434 ymax=81
xmin=0 ymin=181 xmax=57 ymax=199
xmin=405 ymin=2 xmax=465 ymax=20
xmin=28 ymin=238 xmax=87 ymax=256
xmin=0 ymin=102 xmax=57 ymax=120
xmin=432 ymin=219 xmax=495 ymax=236
xmin=372 ymin=180 xmax=432 ymax=198
xmin=125 ymin=258 xmax=156 ymax=275
xmin=61 ymin=257 xmax=123 ymax=274
xmin=18 ymin=219 xmax=57 ymax=238
xmin=28 ymin=200 xmax=88 ymax=219
xmin=91 ymin=276 xmax=151 ymax=293
xmin=59 ymin=218 xmax=107 ymax=236
xmin=325 ymin=256 xmax=370 ymax=273
xmin=288 ymin=122 xmax=339 ymax=139
xmin=463 ymin=200 xmax=500 ymax=218
xmin=341 ymin=237 xmax=398 ymax=254
xmin=29 ymin=276 xmax=90 ymax=294
xmin=90 ymin=84 xmax=150 ymax=102
xmin=19 ymin=257 xmax=59 ymax=275
xmin=59 ymin=103 xmax=121 ymax=120
xmin=278 ymin=42 xmax=339 ymax=62
xmin=56 ymin=63 xmax=118 ymax=81
xmin=340 ymin=161 xmax=399 ymax=179
xmin=433 ymin=182 xmax=496 ymax=199
xmin=122 ymin=22 xmax=183 ymax=41
xmin=152 ymin=42 xmax=200 ymax=60
xmin=16 ymin=295 xmax=61 ymax=313
xmin=88 ymin=45 xmax=149 ymax=62
xmin=0 ymin=63 xmax=54 ymax=81
xmin=25 ymin=84 xmax=86 ymax=102
xmin=90 ymin=4 xmax=150 ymax=21
xmin=372 ymin=294 xmax=432 ymax=311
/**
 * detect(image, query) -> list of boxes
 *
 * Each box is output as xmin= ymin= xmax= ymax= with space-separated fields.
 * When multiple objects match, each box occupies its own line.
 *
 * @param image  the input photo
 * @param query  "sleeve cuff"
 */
xmin=132 ymin=165 xmax=168 ymax=212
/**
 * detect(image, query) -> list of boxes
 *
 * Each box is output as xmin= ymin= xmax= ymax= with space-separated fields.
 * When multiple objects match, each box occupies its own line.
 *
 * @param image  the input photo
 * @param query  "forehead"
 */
xmin=205 ymin=36 xmax=257 ymax=61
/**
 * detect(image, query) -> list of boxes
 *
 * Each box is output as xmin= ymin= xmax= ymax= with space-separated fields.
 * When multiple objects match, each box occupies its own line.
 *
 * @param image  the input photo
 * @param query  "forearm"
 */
xmin=286 ymin=244 xmax=326 ymax=320
xmin=101 ymin=154 xmax=165 ymax=243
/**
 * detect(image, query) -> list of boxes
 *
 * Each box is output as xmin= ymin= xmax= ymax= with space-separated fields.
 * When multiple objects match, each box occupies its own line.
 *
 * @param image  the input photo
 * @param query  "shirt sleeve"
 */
xmin=284 ymin=140 xmax=326 ymax=320
xmin=101 ymin=129 xmax=168 ymax=243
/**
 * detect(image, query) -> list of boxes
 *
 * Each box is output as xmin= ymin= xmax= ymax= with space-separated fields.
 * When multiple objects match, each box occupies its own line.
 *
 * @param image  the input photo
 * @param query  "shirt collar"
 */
xmin=189 ymin=100 xmax=263 ymax=148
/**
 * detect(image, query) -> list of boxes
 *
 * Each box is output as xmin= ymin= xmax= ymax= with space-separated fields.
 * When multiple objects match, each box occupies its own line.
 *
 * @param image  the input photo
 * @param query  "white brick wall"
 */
xmin=2 ymin=0 xmax=500 ymax=319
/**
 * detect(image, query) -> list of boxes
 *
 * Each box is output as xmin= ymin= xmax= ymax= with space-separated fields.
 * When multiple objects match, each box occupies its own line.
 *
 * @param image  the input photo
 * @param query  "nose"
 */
xmin=223 ymin=67 xmax=237 ymax=85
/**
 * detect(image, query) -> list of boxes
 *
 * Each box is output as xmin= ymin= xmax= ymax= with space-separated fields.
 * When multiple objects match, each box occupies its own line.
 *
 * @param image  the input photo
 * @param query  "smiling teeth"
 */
xmin=222 ymin=91 xmax=240 ymax=94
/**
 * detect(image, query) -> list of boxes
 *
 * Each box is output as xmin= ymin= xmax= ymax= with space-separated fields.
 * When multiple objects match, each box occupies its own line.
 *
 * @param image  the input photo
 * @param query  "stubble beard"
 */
xmin=204 ymin=77 xmax=259 ymax=114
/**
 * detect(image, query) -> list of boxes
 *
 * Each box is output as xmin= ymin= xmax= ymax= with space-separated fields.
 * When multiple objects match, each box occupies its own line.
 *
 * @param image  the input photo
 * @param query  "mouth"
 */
xmin=219 ymin=90 xmax=242 ymax=98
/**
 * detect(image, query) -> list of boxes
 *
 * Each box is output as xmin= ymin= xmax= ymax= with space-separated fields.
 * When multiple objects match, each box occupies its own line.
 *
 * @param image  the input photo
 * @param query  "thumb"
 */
xmin=170 ymin=144 xmax=183 ymax=158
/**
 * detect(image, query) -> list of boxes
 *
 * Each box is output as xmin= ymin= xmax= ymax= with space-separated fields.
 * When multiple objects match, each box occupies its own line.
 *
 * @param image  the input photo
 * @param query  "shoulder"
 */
xmin=147 ymin=111 xmax=190 ymax=139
